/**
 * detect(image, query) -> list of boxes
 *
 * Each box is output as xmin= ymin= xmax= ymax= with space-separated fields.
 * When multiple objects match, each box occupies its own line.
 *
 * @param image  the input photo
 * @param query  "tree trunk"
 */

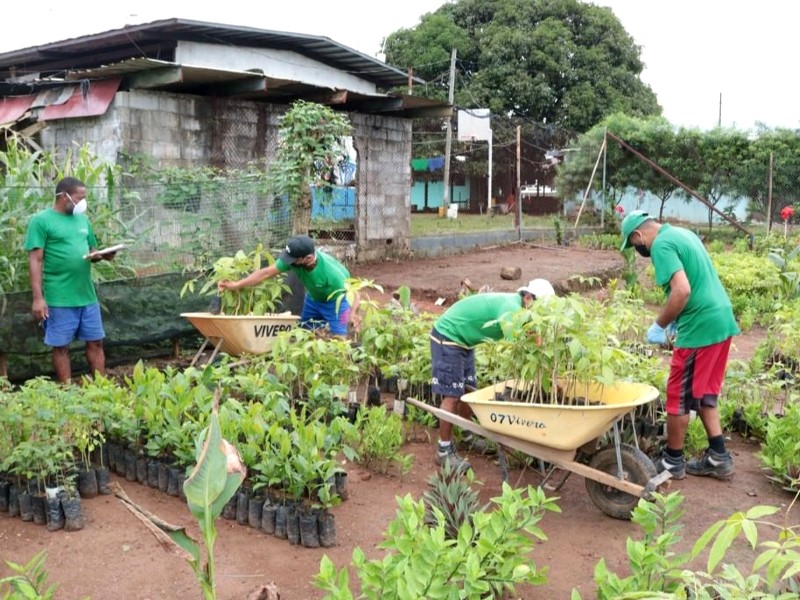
xmin=292 ymin=187 xmax=313 ymax=236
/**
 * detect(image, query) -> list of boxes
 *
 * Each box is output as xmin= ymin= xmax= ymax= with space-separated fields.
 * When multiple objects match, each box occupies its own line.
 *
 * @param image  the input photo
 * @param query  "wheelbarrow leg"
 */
xmin=205 ymin=337 xmax=225 ymax=366
xmin=497 ymin=445 xmax=509 ymax=483
xmin=189 ymin=338 xmax=211 ymax=368
xmin=612 ymin=420 xmax=624 ymax=478
xmin=540 ymin=464 xmax=573 ymax=492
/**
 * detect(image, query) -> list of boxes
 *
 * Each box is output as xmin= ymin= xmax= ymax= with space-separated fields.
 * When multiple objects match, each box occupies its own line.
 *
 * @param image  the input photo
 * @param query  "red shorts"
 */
xmin=665 ymin=338 xmax=732 ymax=416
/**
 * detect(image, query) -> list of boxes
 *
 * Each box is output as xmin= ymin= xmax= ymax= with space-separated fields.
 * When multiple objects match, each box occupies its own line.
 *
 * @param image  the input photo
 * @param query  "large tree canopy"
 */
xmin=384 ymin=0 xmax=661 ymax=133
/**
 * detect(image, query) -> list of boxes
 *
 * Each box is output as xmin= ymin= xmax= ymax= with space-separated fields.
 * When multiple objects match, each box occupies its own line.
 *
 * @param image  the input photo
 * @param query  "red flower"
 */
xmin=781 ymin=206 xmax=795 ymax=221
xmin=615 ymin=205 xmax=625 ymax=215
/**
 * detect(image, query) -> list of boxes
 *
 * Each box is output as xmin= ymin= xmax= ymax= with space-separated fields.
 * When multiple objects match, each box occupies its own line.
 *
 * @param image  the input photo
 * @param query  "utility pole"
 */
xmin=407 ymin=67 xmax=414 ymax=95
xmin=718 ymin=93 xmax=722 ymax=127
xmin=515 ymin=125 xmax=521 ymax=234
xmin=767 ymin=151 xmax=774 ymax=235
xmin=442 ymin=48 xmax=457 ymax=209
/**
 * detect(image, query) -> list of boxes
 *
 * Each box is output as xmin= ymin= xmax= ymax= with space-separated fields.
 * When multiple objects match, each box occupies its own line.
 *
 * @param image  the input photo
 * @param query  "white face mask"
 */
xmin=72 ymin=199 xmax=87 ymax=215
xmin=66 ymin=193 xmax=88 ymax=215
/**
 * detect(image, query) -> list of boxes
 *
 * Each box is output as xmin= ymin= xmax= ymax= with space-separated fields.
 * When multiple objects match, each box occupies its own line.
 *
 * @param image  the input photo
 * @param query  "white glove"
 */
xmin=646 ymin=322 xmax=667 ymax=345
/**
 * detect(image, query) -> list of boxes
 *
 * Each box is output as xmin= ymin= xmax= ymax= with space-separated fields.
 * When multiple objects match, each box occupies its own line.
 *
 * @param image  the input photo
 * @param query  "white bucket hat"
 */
xmin=517 ymin=278 xmax=555 ymax=299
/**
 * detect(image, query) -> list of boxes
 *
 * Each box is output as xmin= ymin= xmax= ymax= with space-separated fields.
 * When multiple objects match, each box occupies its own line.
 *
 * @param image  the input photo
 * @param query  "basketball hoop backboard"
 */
xmin=457 ymin=109 xmax=491 ymax=142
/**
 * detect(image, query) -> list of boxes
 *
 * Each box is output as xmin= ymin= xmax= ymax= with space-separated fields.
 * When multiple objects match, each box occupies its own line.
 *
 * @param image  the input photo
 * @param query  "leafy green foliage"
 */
xmin=682 ymin=418 xmax=710 ymax=459
xmin=358 ymin=301 xmax=435 ymax=397
xmin=767 ymin=244 xmax=800 ymax=301
xmin=270 ymin=328 xmax=367 ymax=401
xmin=384 ymin=0 xmax=659 ymax=132
xmin=758 ymin=403 xmax=800 ymax=492
xmin=485 ymin=291 xmax=655 ymax=402
xmin=268 ymin=100 xmax=352 ymax=235
xmin=346 ymin=406 xmax=412 ymax=476
xmin=314 ymin=483 xmax=560 ymax=599
xmin=578 ymin=492 xmax=689 ymax=599
xmin=0 ymin=551 xmax=58 ymax=600
xmin=422 ymin=461 xmax=485 ymax=540
xmin=180 ymin=245 xmax=289 ymax=315
xmin=0 ymin=134 xmax=135 ymax=295
xmin=575 ymin=491 xmax=800 ymax=599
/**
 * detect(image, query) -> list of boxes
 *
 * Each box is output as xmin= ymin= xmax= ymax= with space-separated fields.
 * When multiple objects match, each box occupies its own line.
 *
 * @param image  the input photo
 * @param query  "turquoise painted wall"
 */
xmin=564 ymin=188 xmax=748 ymax=224
xmin=411 ymin=180 xmax=471 ymax=210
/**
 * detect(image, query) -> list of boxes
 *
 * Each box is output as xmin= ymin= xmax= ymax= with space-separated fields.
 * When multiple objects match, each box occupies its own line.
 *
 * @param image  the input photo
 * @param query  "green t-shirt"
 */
xmin=651 ymin=224 xmax=739 ymax=348
xmin=24 ymin=208 xmax=99 ymax=307
xmin=276 ymin=250 xmax=350 ymax=303
xmin=434 ymin=292 xmax=524 ymax=348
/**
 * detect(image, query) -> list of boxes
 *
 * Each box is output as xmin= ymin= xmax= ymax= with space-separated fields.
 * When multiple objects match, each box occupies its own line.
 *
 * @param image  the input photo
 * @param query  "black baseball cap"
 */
xmin=278 ymin=235 xmax=315 ymax=264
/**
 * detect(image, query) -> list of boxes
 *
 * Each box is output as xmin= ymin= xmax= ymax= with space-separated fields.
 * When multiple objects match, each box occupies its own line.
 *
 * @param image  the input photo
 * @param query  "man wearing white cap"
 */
xmin=429 ymin=278 xmax=555 ymax=471
xmin=218 ymin=235 xmax=356 ymax=335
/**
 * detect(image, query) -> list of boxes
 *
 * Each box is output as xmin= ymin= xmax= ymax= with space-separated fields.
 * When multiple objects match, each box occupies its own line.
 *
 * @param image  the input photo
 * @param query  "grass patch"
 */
xmin=411 ymin=212 xmax=557 ymax=236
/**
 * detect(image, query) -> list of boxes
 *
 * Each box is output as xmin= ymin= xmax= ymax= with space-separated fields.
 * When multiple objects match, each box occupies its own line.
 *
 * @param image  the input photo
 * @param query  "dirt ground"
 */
xmin=0 ymin=243 xmax=787 ymax=600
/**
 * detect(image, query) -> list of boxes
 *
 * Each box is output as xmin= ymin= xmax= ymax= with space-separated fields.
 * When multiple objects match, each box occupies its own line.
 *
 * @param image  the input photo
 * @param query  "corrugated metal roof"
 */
xmin=40 ymin=78 xmax=121 ymax=121
xmin=0 ymin=95 xmax=35 ymax=125
xmin=0 ymin=18 xmax=419 ymax=89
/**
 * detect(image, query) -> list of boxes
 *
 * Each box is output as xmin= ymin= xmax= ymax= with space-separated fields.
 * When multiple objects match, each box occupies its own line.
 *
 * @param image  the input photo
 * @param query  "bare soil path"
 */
xmin=1 ymin=243 xmax=782 ymax=600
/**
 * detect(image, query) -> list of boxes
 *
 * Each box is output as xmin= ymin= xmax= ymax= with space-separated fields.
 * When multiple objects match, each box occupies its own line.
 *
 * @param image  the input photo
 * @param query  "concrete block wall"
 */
xmin=37 ymin=90 xmax=413 ymax=262
xmin=350 ymin=113 xmax=412 ymax=261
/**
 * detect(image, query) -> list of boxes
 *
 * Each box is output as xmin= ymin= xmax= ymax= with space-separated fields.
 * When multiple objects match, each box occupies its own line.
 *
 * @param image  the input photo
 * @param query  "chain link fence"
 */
xmin=1 ymin=176 xmax=315 ymax=382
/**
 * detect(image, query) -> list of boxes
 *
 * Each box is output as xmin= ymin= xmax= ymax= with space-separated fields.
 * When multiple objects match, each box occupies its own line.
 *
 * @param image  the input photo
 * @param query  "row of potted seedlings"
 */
xmin=0 ymin=360 xmax=358 ymax=548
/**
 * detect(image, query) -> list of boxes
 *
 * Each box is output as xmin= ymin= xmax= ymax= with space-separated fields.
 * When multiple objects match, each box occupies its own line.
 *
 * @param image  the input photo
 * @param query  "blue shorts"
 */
xmin=300 ymin=295 xmax=350 ymax=336
xmin=430 ymin=328 xmax=476 ymax=398
xmin=43 ymin=304 xmax=105 ymax=347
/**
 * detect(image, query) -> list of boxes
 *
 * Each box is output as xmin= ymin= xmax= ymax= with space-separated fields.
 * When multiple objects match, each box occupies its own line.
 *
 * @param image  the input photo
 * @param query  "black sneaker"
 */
xmin=655 ymin=452 xmax=686 ymax=480
xmin=686 ymin=449 xmax=734 ymax=480
xmin=435 ymin=444 xmax=471 ymax=472
xmin=458 ymin=432 xmax=497 ymax=456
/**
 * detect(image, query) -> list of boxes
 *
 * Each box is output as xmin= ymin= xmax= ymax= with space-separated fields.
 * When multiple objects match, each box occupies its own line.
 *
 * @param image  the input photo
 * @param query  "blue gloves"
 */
xmin=647 ymin=321 xmax=677 ymax=345
xmin=646 ymin=322 xmax=667 ymax=345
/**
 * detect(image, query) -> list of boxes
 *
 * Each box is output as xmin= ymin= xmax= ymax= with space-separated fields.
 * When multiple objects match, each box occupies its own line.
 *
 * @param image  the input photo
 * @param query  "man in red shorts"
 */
xmin=621 ymin=210 xmax=739 ymax=480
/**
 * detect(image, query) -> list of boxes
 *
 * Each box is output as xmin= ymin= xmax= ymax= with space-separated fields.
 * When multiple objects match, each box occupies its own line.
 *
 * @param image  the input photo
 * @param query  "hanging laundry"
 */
xmin=427 ymin=156 xmax=445 ymax=171
xmin=411 ymin=158 xmax=429 ymax=172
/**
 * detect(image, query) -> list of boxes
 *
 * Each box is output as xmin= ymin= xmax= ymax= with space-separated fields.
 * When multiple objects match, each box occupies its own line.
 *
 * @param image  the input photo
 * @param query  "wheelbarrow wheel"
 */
xmin=584 ymin=443 xmax=656 ymax=520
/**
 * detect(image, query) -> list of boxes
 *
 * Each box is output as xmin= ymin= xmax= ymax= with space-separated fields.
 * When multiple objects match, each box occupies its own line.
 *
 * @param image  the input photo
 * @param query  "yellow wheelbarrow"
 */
xmin=180 ymin=312 xmax=300 ymax=366
xmin=406 ymin=379 xmax=671 ymax=520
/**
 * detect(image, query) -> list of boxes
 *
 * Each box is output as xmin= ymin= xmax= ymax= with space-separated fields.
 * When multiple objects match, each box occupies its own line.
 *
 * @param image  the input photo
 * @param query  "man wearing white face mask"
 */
xmin=24 ymin=177 xmax=116 ymax=382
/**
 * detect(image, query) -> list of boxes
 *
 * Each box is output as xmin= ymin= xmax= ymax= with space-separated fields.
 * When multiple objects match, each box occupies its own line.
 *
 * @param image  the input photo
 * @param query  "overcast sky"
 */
xmin=3 ymin=0 xmax=797 ymax=131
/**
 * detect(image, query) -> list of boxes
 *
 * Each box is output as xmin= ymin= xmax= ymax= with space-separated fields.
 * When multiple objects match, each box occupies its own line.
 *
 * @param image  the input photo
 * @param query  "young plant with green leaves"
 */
xmin=268 ymin=100 xmax=353 ymax=235
xmin=0 ymin=550 xmax=59 ymax=600
xmin=493 ymin=294 xmax=641 ymax=404
xmin=315 ymin=483 xmax=560 ymax=599
xmin=269 ymin=327 xmax=367 ymax=401
xmin=180 ymin=398 xmax=247 ymax=599
xmin=573 ymin=490 xmax=800 ymax=599
xmin=758 ymin=402 xmax=800 ymax=492
xmin=181 ymin=244 xmax=289 ymax=315
xmin=422 ymin=461 xmax=486 ymax=540
xmin=347 ymin=406 xmax=412 ymax=476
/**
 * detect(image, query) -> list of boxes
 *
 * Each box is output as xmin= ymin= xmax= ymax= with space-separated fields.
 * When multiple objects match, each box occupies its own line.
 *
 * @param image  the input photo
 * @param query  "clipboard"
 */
xmin=84 ymin=243 xmax=126 ymax=260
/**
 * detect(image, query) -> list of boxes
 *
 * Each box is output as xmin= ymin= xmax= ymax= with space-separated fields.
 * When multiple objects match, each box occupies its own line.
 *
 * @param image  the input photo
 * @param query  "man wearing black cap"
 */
xmin=218 ymin=235 xmax=356 ymax=335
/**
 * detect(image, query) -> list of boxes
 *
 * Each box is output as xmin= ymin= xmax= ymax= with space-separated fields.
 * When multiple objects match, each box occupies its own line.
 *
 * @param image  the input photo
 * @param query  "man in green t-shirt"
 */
xmin=24 ymin=177 xmax=117 ymax=382
xmin=430 ymin=278 xmax=555 ymax=471
xmin=621 ymin=210 xmax=740 ymax=480
xmin=218 ymin=235 xmax=358 ymax=336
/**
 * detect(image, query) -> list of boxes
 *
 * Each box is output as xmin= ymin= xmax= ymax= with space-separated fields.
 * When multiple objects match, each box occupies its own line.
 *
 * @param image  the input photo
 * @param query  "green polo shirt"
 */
xmin=276 ymin=250 xmax=350 ymax=302
xmin=24 ymin=208 xmax=99 ymax=307
xmin=434 ymin=292 xmax=524 ymax=348
xmin=651 ymin=224 xmax=739 ymax=348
